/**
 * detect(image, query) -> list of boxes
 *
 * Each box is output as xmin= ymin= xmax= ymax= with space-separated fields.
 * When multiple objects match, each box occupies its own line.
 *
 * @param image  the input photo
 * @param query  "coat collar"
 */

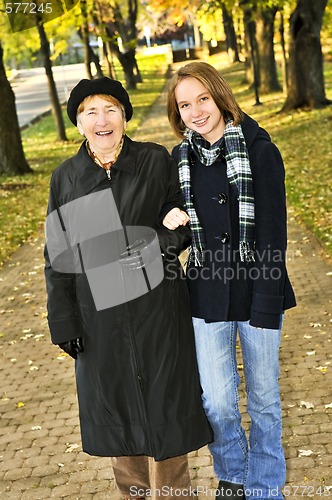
xmin=241 ymin=113 xmax=270 ymax=150
xmin=74 ymin=135 xmax=137 ymax=195
xmin=113 ymin=135 xmax=137 ymax=174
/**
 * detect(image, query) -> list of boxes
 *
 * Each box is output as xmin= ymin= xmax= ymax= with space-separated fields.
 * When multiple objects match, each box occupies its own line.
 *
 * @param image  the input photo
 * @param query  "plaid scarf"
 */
xmin=178 ymin=121 xmax=255 ymax=265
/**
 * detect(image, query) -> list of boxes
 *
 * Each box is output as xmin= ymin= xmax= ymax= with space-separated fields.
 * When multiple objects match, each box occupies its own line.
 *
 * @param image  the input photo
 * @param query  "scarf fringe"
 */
xmin=240 ymin=241 xmax=255 ymax=263
xmin=187 ymin=246 xmax=204 ymax=267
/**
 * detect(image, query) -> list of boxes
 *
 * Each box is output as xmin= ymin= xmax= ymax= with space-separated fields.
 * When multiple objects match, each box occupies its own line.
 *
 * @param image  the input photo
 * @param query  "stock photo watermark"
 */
xmin=129 ymin=485 xmax=332 ymax=498
xmin=4 ymin=0 xmax=79 ymax=32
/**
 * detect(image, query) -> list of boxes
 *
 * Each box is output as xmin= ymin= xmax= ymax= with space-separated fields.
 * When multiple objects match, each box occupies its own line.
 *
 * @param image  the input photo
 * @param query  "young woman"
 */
xmin=165 ymin=62 xmax=296 ymax=500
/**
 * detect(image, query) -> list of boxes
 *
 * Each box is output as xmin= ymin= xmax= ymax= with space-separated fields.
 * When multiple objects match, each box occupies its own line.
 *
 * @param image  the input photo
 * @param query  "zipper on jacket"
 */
xmin=126 ymin=319 xmax=155 ymax=457
xmin=106 ymin=169 xmax=111 ymax=181
xmin=123 ymin=227 xmax=155 ymax=456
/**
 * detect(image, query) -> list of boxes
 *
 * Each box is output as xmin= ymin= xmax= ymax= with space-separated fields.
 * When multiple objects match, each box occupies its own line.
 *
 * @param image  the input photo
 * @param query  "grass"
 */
xmin=0 ymin=50 xmax=331 ymax=268
xmin=0 ymin=51 xmax=169 ymax=268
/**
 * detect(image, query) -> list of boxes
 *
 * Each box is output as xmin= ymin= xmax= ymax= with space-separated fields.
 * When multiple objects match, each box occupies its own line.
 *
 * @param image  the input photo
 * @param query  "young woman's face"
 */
xmin=77 ymin=95 xmax=125 ymax=158
xmin=175 ymin=77 xmax=225 ymax=144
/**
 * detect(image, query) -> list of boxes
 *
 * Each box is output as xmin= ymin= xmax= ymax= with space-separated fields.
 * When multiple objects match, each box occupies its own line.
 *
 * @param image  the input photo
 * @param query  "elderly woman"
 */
xmin=44 ymin=77 xmax=211 ymax=499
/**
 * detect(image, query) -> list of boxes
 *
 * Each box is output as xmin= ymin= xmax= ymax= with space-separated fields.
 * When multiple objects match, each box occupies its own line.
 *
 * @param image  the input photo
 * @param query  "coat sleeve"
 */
xmin=155 ymin=153 xmax=192 ymax=258
xmin=249 ymin=141 xmax=289 ymax=329
xmin=44 ymin=180 xmax=84 ymax=345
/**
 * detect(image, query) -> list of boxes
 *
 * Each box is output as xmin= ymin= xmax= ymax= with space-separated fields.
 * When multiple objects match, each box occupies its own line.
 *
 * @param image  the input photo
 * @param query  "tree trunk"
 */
xmin=243 ymin=20 xmax=253 ymax=85
xmin=134 ymin=57 xmax=142 ymax=84
xmin=255 ymin=6 xmax=281 ymax=94
xmin=91 ymin=11 xmax=116 ymax=79
xmin=242 ymin=6 xmax=258 ymax=86
xmin=106 ymin=26 xmax=139 ymax=89
xmin=278 ymin=10 xmax=288 ymax=94
xmin=80 ymin=26 xmax=93 ymax=79
xmin=242 ymin=6 xmax=261 ymax=105
xmin=107 ymin=42 xmax=119 ymax=80
xmin=117 ymin=49 xmax=140 ymax=89
xmin=37 ymin=20 xmax=67 ymax=141
xmin=103 ymin=42 xmax=117 ymax=80
xmin=105 ymin=0 xmax=140 ymax=89
xmin=193 ymin=21 xmax=201 ymax=48
xmin=221 ymin=3 xmax=240 ymax=63
xmin=80 ymin=0 xmax=93 ymax=79
xmin=282 ymin=0 xmax=330 ymax=111
xmin=88 ymin=45 xmax=104 ymax=78
xmin=0 ymin=42 xmax=31 ymax=175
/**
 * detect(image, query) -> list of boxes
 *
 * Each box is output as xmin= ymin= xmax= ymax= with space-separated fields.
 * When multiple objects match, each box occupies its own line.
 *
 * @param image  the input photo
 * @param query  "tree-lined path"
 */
xmin=0 ymin=78 xmax=331 ymax=499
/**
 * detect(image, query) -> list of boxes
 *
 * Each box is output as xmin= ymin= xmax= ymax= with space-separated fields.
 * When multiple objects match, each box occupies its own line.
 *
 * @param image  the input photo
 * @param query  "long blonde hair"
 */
xmin=167 ymin=62 xmax=243 ymax=139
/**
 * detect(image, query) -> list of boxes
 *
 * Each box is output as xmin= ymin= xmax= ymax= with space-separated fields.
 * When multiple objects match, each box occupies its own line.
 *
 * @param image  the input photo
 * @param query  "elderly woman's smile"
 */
xmin=96 ymin=130 xmax=113 ymax=135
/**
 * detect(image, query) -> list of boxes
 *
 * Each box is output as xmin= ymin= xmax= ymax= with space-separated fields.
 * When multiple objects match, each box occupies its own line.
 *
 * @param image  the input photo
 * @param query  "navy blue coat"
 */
xmin=172 ymin=114 xmax=296 ymax=329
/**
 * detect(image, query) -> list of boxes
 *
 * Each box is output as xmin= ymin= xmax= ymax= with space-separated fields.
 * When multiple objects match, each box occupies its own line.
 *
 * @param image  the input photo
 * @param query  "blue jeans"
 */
xmin=193 ymin=318 xmax=285 ymax=500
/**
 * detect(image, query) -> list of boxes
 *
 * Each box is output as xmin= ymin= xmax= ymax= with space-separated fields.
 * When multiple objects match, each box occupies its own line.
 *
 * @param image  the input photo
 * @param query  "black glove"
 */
xmin=58 ymin=338 xmax=84 ymax=359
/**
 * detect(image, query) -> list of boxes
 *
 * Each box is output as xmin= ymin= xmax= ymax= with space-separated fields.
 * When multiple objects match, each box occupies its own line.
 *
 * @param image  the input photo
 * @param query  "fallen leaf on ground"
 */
xmin=300 ymin=401 xmax=314 ymax=409
xmin=34 ymin=334 xmax=44 ymax=340
xmin=21 ymin=333 xmax=34 ymax=340
xmin=298 ymin=449 xmax=313 ymax=457
xmin=65 ymin=443 xmax=79 ymax=453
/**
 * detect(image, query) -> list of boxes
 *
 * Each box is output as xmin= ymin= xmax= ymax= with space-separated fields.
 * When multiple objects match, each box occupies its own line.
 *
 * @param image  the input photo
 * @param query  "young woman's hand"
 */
xmin=163 ymin=208 xmax=190 ymax=230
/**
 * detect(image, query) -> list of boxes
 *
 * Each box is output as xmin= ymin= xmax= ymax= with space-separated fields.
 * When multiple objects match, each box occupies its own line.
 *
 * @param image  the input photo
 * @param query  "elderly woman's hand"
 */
xmin=163 ymin=208 xmax=190 ymax=230
xmin=58 ymin=338 xmax=84 ymax=359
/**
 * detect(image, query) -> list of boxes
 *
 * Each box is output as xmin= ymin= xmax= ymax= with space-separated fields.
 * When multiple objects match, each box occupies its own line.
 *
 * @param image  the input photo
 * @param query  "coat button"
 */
xmin=220 ymin=232 xmax=230 ymax=244
xmin=218 ymin=193 xmax=227 ymax=204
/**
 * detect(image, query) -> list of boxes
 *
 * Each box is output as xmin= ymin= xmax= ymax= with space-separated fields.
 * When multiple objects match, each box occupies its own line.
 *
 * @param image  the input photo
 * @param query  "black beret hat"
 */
xmin=67 ymin=77 xmax=133 ymax=125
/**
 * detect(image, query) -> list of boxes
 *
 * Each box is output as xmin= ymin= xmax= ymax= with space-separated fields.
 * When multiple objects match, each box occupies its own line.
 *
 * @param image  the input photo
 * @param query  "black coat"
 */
xmin=45 ymin=136 xmax=212 ymax=460
xmin=172 ymin=114 xmax=296 ymax=330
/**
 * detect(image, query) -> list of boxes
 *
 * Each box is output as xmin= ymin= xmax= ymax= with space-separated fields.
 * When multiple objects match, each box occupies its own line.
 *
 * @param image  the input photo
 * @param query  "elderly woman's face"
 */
xmin=77 ymin=95 xmax=126 ymax=157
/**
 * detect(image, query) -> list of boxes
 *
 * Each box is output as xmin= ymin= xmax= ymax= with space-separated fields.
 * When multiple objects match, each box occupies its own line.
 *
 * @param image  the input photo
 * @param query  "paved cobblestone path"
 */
xmin=1 ymin=78 xmax=331 ymax=499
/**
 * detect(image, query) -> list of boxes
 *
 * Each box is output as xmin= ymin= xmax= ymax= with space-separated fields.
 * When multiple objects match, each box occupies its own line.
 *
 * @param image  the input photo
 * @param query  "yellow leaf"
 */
xmin=315 ymin=366 xmax=328 ymax=373
xmin=17 ymin=401 xmax=25 ymax=408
